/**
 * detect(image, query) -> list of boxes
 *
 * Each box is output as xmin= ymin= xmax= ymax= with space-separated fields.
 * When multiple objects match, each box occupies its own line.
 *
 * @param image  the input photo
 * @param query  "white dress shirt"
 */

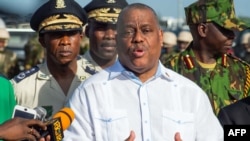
xmin=64 ymin=61 xmax=223 ymax=141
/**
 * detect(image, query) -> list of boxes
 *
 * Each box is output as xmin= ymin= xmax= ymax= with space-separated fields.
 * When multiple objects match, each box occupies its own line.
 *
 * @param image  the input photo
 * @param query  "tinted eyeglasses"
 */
xmin=212 ymin=22 xmax=235 ymax=39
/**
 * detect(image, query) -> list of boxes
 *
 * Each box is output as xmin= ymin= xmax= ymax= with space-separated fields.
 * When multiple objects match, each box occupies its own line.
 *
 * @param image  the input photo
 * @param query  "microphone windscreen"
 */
xmin=52 ymin=107 xmax=75 ymax=130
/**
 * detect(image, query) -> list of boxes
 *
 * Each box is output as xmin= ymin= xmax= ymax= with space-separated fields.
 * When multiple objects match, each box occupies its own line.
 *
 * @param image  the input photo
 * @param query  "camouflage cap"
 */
xmin=185 ymin=0 xmax=250 ymax=31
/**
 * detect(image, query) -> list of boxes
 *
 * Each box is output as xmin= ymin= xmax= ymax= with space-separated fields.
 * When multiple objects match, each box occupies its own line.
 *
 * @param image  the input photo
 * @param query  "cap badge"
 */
xmin=106 ymin=0 xmax=116 ymax=4
xmin=55 ymin=0 xmax=66 ymax=9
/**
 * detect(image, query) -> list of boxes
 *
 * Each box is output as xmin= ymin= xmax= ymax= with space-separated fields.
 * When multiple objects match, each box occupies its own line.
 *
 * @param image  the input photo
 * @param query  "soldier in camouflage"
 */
xmin=24 ymin=34 xmax=45 ymax=70
xmin=163 ymin=0 xmax=250 ymax=115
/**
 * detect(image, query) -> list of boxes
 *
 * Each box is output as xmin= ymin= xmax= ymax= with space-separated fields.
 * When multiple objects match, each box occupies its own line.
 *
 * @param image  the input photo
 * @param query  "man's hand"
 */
xmin=125 ymin=131 xmax=182 ymax=141
xmin=174 ymin=132 xmax=182 ymax=141
xmin=39 ymin=135 xmax=51 ymax=141
xmin=125 ymin=131 xmax=136 ymax=141
xmin=0 ymin=117 xmax=49 ymax=141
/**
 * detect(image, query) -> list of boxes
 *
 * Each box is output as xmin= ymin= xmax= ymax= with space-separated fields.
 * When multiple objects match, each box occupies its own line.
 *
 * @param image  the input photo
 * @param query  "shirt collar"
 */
xmin=108 ymin=60 xmax=173 ymax=82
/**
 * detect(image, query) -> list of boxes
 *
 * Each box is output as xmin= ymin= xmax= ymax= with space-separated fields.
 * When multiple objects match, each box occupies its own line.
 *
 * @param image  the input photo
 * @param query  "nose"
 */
xmin=60 ymin=35 xmax=71 ymax=45
xmin=104 ymin=28 xmax=116 ymax=40
xmin=132 ymin=30 xmax=144 ymax=43
xmin=0 ymin=40 xmax=6 ymax=47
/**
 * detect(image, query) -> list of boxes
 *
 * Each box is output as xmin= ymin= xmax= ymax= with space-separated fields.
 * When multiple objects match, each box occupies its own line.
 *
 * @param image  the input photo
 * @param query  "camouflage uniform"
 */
xmin=0 ymin=50 xmax=19 ymax=78
xmin=163 ymin=0 xmax=250 ymax=115
xmin=24 ymin=34 xmax=45 ymax=70
xmin=165 ymin=46 xmax=250 ymax=114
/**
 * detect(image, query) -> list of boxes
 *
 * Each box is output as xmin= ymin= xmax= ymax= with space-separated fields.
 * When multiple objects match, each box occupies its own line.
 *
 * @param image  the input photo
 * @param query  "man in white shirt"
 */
xmin=64 ymin=3 xmax=223 ymax=141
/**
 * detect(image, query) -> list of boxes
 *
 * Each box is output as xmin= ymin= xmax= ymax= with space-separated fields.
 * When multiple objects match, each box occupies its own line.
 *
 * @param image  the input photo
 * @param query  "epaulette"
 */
xmin=227 ymin=53 xmax=250 ymax=67
xmin=77 ymin=55 xmax=82 ymax=60
xmin=227 ymin=53 xmax=250 ymax=97
xmin=85 ymin=66 xmax=98 ymax=75
xmin=13 ymin=66 xmax=39 ymax=83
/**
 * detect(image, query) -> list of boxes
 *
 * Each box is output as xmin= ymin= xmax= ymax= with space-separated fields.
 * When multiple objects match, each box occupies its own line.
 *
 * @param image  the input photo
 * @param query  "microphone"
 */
xmin=40 ymin=107 xmax=75 ymax=141
xmin=52 ymin=107 xmax=75 ymax=130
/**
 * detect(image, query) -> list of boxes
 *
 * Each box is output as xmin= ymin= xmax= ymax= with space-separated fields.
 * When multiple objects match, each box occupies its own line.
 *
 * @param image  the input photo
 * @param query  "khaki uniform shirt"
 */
xmin=81 ymin=50 xmax=103 ymax=75
xmin=11 ymin=57 xmax=89 ymax=117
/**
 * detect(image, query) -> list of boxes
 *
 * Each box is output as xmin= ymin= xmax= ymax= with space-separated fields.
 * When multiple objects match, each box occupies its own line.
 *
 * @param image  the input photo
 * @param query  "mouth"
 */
xmin=101 ymin=43 xmax=116 ymax=51
xmin=223 ymin=41 xmax=233 ymax=48
xmin=132 ymin=48 xmax=145 ymax=57
xmin=224 ymin=45 xmax=232 ymax=49
xmin=59 ymin=51 xmax=72 ymax=57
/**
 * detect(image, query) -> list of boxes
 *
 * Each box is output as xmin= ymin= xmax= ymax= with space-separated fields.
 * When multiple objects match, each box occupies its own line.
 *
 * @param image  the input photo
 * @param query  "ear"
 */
xmin=159 ymin=29 xmax=164 ymax=47
xmin=197 ymin=23 xmax=207 ymax=38
xmin=85 ymin=25 xmax=90 ymax=38
xmin=38 ymin=36 xmax=46 ymax=49
xmin=79 ymin=31 xmax=83 ymax=39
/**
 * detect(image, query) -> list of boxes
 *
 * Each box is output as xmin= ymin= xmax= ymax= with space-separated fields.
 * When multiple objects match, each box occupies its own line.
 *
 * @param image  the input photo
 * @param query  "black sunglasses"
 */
xmin=211 ymin=22 xmax=235 ymax=38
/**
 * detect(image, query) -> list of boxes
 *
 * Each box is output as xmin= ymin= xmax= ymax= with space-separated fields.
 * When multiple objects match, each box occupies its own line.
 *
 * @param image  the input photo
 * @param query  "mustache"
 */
xmin=131 ymin=44 xmax=147 ymax=51
xmin=101 ymin=41 xmax=116 ymax=47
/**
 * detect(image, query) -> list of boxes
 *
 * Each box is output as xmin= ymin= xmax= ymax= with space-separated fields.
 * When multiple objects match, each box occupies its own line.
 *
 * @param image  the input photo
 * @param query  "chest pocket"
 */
xmin=93 ymin=110 xmax=129 ymax=141
xmin=162 ymin=110 xmax=195 ymax=141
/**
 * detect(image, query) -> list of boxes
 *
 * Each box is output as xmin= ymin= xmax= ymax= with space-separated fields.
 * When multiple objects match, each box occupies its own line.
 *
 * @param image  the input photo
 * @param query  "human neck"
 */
xmin=47 ymin=60 xmax=77 ymax=78
xmin=192 ymin=42 xmax=217 ymax=64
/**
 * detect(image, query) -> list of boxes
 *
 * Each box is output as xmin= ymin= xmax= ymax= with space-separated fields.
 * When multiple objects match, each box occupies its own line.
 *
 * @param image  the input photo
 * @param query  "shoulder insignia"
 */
xmin=79 ymin=76 xmax=87 ymax=81
xmin=85 ymin=66 xmax=98 ymax=75
xmin=183 ymin=54 xmax=195 ymax=69
xmin=77 ymin=55 xmax=82 ymax=60
xmin=13 ymin=66 xmax=39 ymax=83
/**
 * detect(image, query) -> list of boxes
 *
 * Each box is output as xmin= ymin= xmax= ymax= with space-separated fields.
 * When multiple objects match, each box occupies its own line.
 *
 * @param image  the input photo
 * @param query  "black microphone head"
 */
xmin=34 ymin=107 xmax=47 ymax=121
xmin=41 ymin=107 xmax=75 ymax=141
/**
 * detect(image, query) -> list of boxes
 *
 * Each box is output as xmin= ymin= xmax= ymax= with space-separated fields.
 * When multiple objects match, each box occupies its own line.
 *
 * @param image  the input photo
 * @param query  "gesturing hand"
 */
xmin=174 ymin=132 xmax=182 ymax=141
xmin=125 ymin=131 xmax=136 ymax=141
xmin=125 ymin=131 xmax=182 ymax=141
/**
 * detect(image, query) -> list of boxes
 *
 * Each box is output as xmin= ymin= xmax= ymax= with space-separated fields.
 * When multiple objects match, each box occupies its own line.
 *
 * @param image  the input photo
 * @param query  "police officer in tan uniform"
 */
xmin=0 ymin=18 xmax=19 ymax=79
xmin=11 ymin=0 xmax=88 ymax=117
xmin=81 ymin=0 xmax=128 ymax=75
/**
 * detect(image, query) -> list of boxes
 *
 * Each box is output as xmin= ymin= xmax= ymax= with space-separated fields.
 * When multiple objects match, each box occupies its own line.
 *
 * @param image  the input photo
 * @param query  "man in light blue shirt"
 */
xmin=64 ymin=3 xmax=223 ymax=141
